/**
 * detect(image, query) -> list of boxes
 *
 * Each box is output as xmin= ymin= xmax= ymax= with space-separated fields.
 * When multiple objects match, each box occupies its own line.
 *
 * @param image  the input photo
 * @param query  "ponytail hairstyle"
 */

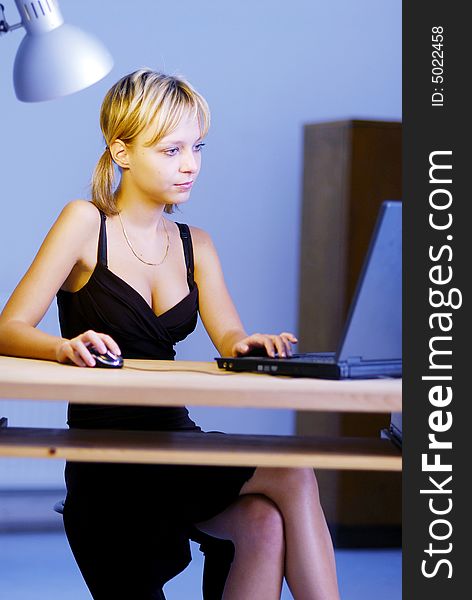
xmin=91 ymin=68 xmax=210 ymax=215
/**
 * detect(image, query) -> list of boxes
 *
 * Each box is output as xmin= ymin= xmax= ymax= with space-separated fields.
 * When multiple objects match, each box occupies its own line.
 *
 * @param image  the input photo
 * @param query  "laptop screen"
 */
xmin=337 ymin=201 xmax=402 ymax=363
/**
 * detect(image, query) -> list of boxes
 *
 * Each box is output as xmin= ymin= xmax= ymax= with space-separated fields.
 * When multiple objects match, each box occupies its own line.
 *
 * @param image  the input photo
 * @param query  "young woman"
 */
xmin=0 ymin=69 xmax=340 ymax=600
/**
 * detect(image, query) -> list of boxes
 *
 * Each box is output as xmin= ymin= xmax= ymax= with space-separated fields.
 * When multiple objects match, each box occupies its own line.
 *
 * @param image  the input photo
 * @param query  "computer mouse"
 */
xmin=89 ymin=346 xmax=123 ymax=368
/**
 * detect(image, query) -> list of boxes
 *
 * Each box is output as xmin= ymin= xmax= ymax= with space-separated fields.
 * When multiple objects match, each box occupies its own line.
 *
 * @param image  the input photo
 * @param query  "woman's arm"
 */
xmin=0 ymin=200 xmax=120 ymax=365
xmin=192 ymin=227 xmax=297 ymax=357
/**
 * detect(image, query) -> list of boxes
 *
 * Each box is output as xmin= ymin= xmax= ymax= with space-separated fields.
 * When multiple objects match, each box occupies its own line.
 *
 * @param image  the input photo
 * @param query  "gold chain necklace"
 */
xmin=118 ymin=212 xmax=170 ymax=267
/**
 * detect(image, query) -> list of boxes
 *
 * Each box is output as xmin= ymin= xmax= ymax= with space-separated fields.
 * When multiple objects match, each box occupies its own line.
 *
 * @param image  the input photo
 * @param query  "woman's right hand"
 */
xmin=55 ymin=330 xmax=121 ymax=367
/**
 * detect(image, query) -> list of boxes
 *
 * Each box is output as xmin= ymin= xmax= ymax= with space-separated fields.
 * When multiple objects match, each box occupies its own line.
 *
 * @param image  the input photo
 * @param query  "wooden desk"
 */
xmin=0 ymin=356 xmax=402 ymax=471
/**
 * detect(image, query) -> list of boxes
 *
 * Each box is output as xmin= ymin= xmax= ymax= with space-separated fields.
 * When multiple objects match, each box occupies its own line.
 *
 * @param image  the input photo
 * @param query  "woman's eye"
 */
xmin=194 ymin=143 xmax=206 ymax=152
xmin=164 ymin=148 xmax=179 ymax=156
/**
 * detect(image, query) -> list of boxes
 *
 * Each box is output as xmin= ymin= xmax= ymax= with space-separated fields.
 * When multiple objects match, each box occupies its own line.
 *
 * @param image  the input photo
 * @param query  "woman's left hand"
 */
xmin=231 ymin=332 xmax=298 ymax=358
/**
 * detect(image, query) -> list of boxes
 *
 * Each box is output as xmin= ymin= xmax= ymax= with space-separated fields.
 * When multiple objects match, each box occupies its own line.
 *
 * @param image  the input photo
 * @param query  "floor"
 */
xmin=0 ymin=531 xmax=401 ymax=599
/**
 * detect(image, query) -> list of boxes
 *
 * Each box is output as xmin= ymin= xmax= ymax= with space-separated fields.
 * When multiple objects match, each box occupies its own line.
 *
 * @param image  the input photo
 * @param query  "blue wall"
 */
xmin=0 ymin=0 xmax=401 ymax=480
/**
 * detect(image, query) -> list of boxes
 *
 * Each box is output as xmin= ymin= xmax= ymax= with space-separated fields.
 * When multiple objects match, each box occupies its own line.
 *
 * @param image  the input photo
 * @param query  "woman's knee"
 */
xmin=241 ymin=467 xmax=320 ymax=505
xmin=281 ymin=468 xmax=320 ymax=505
xmin=284 ymin=467 xmax=319 ymax=493
xmin=234 ymin=494 xmax=284 ymax=553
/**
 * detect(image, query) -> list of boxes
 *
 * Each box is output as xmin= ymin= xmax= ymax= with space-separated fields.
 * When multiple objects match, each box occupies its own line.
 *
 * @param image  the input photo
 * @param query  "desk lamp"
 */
xmin=0 ymin=0 xmax=113 ymax=101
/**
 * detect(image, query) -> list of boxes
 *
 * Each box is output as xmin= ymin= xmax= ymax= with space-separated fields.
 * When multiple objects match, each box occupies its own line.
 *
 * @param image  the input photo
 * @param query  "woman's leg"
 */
xmin=196 ymin=468 xmax=339 ymax=600
xmin=195 ymin=494 xmax=285 ymax=600
xmin=240 ymin=467 xmax=340 ymax=600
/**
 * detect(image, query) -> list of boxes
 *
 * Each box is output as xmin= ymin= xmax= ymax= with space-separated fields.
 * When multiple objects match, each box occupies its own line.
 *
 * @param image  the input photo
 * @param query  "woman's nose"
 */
xmin=179 ymin=149 xmax=198 ymax=173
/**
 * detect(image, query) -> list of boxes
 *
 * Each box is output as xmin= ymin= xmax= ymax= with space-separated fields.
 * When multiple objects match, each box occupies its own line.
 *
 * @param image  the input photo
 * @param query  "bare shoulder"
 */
xmin=189 ymin=225 xmax=216 ymax=253
xmin=0 ymin=201 xmax=102 ymax=325
xmin=37 ymin=200 xmax=102 ymax=267
xmin=58 ymin=199 xmax=101 ymax=231
xmin=49 ymin=200 xmax=101 ymax=249
xmin=188 ymin=225 xmax=222 ymax=275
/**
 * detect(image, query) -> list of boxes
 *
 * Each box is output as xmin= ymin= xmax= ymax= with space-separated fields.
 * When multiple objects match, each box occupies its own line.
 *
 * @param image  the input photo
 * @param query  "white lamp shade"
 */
xmin=13 ymin=23 xmax=113 ymax=102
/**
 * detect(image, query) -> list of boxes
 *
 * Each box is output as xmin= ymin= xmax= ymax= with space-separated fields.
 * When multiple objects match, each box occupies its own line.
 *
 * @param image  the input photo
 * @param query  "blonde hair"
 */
xmin=91 ymin=68 xmax=210 ymax=215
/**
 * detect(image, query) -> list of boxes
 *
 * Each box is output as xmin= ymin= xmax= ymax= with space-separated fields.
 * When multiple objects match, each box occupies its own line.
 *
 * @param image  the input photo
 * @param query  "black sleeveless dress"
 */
xmin=57 ymin=210 xmax=256 ymax=599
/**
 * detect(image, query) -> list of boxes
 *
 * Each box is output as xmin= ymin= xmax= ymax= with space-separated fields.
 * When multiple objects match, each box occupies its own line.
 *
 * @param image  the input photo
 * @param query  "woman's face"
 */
xmin=124 ymin=112 xmax=205 ymax=207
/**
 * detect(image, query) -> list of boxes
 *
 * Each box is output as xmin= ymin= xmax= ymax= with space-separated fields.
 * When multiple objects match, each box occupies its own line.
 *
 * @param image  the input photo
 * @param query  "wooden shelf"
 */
xmin=0 ymin=427 xmax=401 ymax=471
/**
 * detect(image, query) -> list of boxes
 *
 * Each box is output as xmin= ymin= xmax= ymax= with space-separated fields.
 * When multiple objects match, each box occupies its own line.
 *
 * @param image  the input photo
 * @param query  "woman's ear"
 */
xmin=109 ymin=139 xmax=129 ymax=169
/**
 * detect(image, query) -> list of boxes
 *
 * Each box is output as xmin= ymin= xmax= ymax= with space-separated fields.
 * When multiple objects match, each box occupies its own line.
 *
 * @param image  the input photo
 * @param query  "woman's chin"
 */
xmin=167 ymin=194 xmax=191 ymax=207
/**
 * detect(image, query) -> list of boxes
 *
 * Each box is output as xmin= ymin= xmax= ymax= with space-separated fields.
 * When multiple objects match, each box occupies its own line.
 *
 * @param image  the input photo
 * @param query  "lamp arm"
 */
xmin=0 ymin=3 xmax=23 ymax=35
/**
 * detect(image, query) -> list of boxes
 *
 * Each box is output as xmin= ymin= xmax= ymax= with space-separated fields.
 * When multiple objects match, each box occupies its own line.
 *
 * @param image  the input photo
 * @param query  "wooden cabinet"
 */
xmin=297 ymin=120 xmax=402 ymax=546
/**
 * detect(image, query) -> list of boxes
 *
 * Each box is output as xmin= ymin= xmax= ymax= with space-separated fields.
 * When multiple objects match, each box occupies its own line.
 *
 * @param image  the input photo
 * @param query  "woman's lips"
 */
xmin=174 ymin=181 xmax=193 ymax=190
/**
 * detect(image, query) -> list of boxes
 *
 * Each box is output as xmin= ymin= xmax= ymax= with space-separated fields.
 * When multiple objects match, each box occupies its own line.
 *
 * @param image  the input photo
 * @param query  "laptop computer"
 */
xmin=216 ymin=200 xmax=402 ymax=379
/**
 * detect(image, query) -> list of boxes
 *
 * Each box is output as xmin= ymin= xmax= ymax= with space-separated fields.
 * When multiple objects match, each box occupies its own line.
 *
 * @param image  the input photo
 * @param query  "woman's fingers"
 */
xmin=248 ymin=333 xmax=275 ymax=357
xmin=264 ymin=333 xmax=298 ymax=357
xmin=263 ymin=336 xmax=276 ymax=357
xmin=71 ymin=339 xmax=96 ymax=367
xmin=270 ymin=335 xmax=286 ymax=357
xmin=233 ymin=334 xmax=268 ymax=356
xmin=234 ymin=342 xmax=250 ymax=355
xmin=81 ymin=330 xmax=107 ymax=354
xmin=56 ymin=330 xmax=121 ymax=367
xmin=80 ymin=331 xmax=121 ymax=360
xmin=281 ymin=332 xmax=298 ymax=343
xmin=233 ymin=331 xmax=298 ymax=358
xmin=282 ymin=337 xmax=292 ymax=356
xmin=98 ymin=334 xmax=121 ymax=356
xmin=280 ymin=333 xmax=298 ymax=343
xmin=59 ymin=343 xmax=87 ymax=367
xmin=281 ymin=332 xmax=297 ymax=356
xmin=71 ymin=348 xmax=88 ymax=368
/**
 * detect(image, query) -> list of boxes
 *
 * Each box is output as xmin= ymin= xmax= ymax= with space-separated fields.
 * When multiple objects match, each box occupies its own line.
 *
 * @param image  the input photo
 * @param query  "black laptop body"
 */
xmin=216 ymin=201 xmax=402 ymax=380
